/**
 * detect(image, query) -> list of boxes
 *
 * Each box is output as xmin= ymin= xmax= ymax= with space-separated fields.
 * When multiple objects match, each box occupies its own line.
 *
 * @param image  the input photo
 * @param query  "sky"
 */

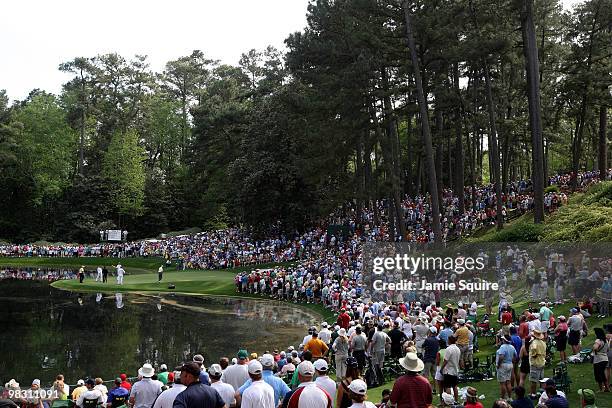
xmin=1 ymin=0 xmax=582 ymax=101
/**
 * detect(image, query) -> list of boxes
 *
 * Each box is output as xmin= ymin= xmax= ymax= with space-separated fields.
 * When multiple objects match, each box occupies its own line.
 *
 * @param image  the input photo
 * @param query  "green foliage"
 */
xmin=102 ymin=129 xmax=146 ymax=217
xmin=544 ymin=185 xmax=559 ymax=193
xmin=13 ymin=92 xmax=77 ymax=204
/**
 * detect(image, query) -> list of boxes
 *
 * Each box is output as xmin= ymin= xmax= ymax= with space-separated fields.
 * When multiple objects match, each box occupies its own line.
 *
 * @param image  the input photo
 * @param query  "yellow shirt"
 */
xmin=72 ymin=385 xmax=87 ymax=401
xmin=529 ymin=338 xmax=546 ymax=367
xmin=305 ymin=338 xmax=329 ymax=358
xmin=455 ymin=326 xmax=470 ymax=345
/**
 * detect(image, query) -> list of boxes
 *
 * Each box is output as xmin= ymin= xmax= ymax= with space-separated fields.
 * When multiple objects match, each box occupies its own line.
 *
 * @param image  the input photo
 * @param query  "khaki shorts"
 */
xmin=529 ymin=365 xmax=544 ymax=382
xmin=497 ymin=363 xmax=513 ymax=382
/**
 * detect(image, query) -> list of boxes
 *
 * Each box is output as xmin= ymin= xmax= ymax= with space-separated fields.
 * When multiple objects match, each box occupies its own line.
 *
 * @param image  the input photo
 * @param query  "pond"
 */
xmin=0 ymin=268 xmax=319 ymax=386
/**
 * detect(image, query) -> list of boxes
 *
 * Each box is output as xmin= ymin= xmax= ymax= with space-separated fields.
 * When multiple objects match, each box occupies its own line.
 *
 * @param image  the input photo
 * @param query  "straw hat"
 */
xmin=532 ymin=329 xmax=545 ymax=339
xmin=399 ymin=352 xmax=424 ymax=372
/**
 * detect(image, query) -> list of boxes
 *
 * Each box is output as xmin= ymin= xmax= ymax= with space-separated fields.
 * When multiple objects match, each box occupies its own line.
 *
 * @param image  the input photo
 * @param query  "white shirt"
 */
xmin=130 ymin=378 xmax=162 ymax=408
xmin=443 ymin=344 xmax=461 ymax=376
xmin=314 ymin=376 xmax=336 ymax=403
xmin=241 ymin=380 xmax=274 ymax=408
xmin=211 ymin=381 xmax=236 ymax=407
xmin=538 ymin=390 xmax=566 ymax=406
xmin=152 ymin=384 xmax=186 ymax=408
xmin=290 ymin=382 xmax=331 ymax=408
xmin=221 ymin=364 xmax=250 ymax=390
xmin=94 ymin=384 xmax=108 ymax=400
xmin=77 ymin=389 xmax=104 ymax=407
xmin=349 ymin=402 xmax=377 ymax=408
xmin=319 ymin=329 xmax=332 ymax=344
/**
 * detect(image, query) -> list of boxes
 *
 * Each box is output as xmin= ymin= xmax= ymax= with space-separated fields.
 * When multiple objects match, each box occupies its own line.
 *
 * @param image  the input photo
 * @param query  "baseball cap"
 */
xmin=119 ymin=374 xmax=127 ymax=381
xmin=237 ymin=349 xmax=249 ymax=360
xmin=578 ymin=388 xmax=595 ymax=404
xmin=193 ymin=354 xmax=204 ymax=364
xmin=313 ymin=359 xmax=329 ymax=372
xmin=248 ymin=360 xmax=263 ymax=375
xmin=167 ymin=372 xmax=175 ymax=383
xmin=297 ymin=361 xmax=315 ymax=376
xmin=429 ymin=326 xmax=438 ymax=334
xmin=180 ymin=362 xmax=202 ymax=377
xmin=539 ymin=378 xmax=555 ymax=386
xmin=348 ymin=379 xmax=367 ymax=395
xmin=32 ymin=379 xmax=41 ymax=386
xmin=77 ymin=379 xmax=85 ymax=386
xmin=260 ymin=354 xmax=275 ymax=367
xmin=85 ymin=379 xmax=95 ymax=386
xmin=208 ymin=364 xmax=223 ymax=376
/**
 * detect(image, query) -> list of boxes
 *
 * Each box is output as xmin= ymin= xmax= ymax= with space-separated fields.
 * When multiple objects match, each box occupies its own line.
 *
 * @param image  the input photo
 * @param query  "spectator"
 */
xmin=336 ymin=357 xmax=361 ymax=408
xmin=153 ymin=372 xmax=186 ymax=408
xmin=577 ymin=388 xmax=597 ymax=408
xmin=192 ymin=355 xmax=210 ymax=386
xmin=237 ymin=354 xmax=289 ymax=406
xmin=72 ymin=380 xmax=87 ymax=402
xmin=172 ymin=362 xmax=225 ymax=408
xmin=389 ymin=352 xmax=432 ymax=408
xmin=528 ymin=330 xmax=546 ymax=398
xmin=130 ymin=364 xmax=162 ymax=408
xmin=591 ymin=327 xmax=610 ymax=392
xmin=76 ymin=379 xmax=104 ymax=408
xmin=422 ymin=326 xmax=440 ymax=385
xmin=107 ymin=378 xmax=130 ymax=408
xmin=119 ymin=374 xmax=132 ymax=392
xmin=510 ymin=386 xmax=533 ymax=408
xmin=464 ymin=387 xmax=483 ymax=408
xmin=497 ymin=335 xmax=518 ymax=399
xmin=240 ymin=360 xmax=274 ymax=408
xmin=221 ymin=350 xmax=250 ymax=391
xmin=313 ymin=359 xmax=336 ymax=403
xmin=281 ymin=361 xmax=332 ymax=408
xmin=346 ymin=379 xmax=376 ymax=408
xmin=332 ymin=328 xmax=350 ymax=380
xmin=207 ymin=365 xmax=235 ymax=408
xmin=442 ymin=336 xmax=461 ymax=401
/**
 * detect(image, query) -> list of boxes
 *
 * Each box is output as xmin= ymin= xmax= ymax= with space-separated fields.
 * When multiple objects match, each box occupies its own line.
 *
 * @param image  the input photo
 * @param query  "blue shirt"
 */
xmin=544 ymin=395 xmax=568 ymax=408
xmin=172 ymin=383 xmax=224 ymax=408
xmin=107 ymin=386 xmax=130 ymax=407
xmin=496 ymin=343 xmax=517 ymax=364
xmin=511 ymin=335 xmax=523 ymax=356
xmin=238 ymin=370 xmax=290 ymax=405
xmin=439 ymin=328 xmax=453 ymax=344
xmin=199 ymin=370 xmax=211 ymax=385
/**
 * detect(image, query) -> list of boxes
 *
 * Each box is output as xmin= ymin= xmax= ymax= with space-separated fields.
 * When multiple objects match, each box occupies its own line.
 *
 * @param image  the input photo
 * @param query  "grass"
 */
xmin=467 ymin=181 xmax=612 ymax=243
xmin=0 ymin=256 xmax=166 ymax=275
xmin=363 ymin=302 xmax=612 ymax=407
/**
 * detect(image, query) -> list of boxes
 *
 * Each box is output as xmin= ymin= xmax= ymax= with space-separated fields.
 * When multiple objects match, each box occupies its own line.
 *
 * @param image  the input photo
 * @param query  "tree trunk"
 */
xmin=402 ymin=1 xmax=442 ymax=243
xmin=599 ymin=105 xmax=608 ymax=180
xmin=483 ymin=60 xmax=504 ymax=230
xmin=453 ymin=64 xmax=465 ymax=214
xmin=78 ymin=67 xmax=86 ymax=175
xmin=521 ymin=0 xmax=545 ymax=223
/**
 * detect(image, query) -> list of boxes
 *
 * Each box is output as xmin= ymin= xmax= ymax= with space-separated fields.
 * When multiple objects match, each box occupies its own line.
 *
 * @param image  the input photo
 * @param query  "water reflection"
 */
xmin=0 ymin=270 xmax=318 ymax=386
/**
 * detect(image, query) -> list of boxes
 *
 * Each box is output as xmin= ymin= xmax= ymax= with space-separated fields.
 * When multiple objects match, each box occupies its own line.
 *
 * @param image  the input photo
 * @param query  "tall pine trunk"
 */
xmin=402 ymin=1 xmax=441 ymax=242
xmin=483 ymin=60 xmax=503 ymax=230
xmin=599 ymin=105 xmax=608 ymax=179
xmin=521 ymin=0 xmax=545 ymax=223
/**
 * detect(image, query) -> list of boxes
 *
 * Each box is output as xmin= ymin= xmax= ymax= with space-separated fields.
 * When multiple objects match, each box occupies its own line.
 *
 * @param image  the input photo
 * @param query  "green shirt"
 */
xmin=157 ymin=371 xmax=169 ymax=385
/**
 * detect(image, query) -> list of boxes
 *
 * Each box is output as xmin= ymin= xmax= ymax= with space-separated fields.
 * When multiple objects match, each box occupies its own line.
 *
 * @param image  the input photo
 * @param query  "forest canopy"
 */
xmin=0 ymin=0 xmax=610 ymax=243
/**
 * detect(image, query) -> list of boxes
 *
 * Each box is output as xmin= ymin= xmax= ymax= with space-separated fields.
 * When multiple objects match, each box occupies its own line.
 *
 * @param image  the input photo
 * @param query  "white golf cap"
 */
xmin=313 ymin=359 xmax=329 ymax=372
xmin=297 ymin=361 xmax=315 ymax=376
xmin=77 ymin=379 xmax=85 ymax=386
xmin=208 ymin=364 xmax=223 ymax=376
xmin=348 ymin=379 xmax=367 ymax=395
xmin=260 ymin=354 xmax=275 ymax=367
xmin=248 ymin=360 xmax=263 ymax=375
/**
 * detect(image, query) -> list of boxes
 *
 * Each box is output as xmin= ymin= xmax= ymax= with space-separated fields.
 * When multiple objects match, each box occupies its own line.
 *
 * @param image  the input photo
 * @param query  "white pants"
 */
xmin=117 ymin=275 xmax=123 ymax=284
xmin=96 ymin=272 xmax=103 ymax=282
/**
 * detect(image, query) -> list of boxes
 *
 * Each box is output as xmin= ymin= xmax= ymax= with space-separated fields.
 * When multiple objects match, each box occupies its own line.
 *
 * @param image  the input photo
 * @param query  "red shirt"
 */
xmin=338 ymin=312 xmax=351 ymax=329
xmin=501 ymin=311 xmax=513 ymax=325
xmin=465 ymin=402 xmax=484 ymax=408
xmin=390 ymin=373 xmax=432 ymax=408
xmin=120 ymin=381 xmax=131 ymax=392
xmin=518 ymin=322 xmax=530 ymax=339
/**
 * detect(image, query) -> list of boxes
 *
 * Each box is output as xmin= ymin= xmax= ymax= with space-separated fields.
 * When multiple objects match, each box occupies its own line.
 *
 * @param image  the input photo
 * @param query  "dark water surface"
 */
xmin=0 ymin=270 xmax=318 ymax=386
